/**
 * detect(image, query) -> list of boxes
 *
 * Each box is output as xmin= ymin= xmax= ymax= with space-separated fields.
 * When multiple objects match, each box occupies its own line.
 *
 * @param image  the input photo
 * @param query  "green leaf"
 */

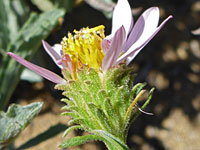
xmin=104 ymin=66 xmax=133 ymax=106
xmin=61 ymin=112 xmax=78 ymax=119
xmin=0 ymin=0 xmax=29 ymax=51
xmin=68 ymin=118 xmax=83 ymax=126
xmin=77 ymin=68 xmax=103 ymax=105
xmin=92 ymin=130 xmax=129 ymax=150
xmin=103 ymin=98 xmax=121 ymax=136
xmin=0 ymin=9 xmax=65 ymax=110
xmin=31 ymin=0 xmax=54 ymax=12
xmin=115 ymin=86 xmax=127 ymax=118
xmin=124 ymin=88 xmax=154 ymax=139
xmin=31 ymin=0 xmax=75 ymax=12
xmin=60 ymin=98 xmax=71 ymax=104
xmin=60 ymin=132 xmax=129 ymax=150
xmin=59 ymin=130 xmax=128 ymax=150
xmin=59 ymin=134 xmax=101 ymax=148
xmin=141 ymin=88 xmax=155 ymax=110
xmin=0 ymin=102 xmax=43 ymax=149
xmin=87 ymin=103 xmax=106 ymax=130
xmin=62 ymin=92 xmax=80 ymax=106
xmin=62 ymin=125 xmax=83 ymax=138
xmin=127 ymin=83 xmax=146 ymax=108
xmin=96 ymin=108 xmax=113 ymax=133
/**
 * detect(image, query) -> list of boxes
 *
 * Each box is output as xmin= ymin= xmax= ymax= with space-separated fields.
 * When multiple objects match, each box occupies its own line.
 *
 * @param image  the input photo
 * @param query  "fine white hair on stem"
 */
xmin=136 ymin=104 xmax=154 ymax=115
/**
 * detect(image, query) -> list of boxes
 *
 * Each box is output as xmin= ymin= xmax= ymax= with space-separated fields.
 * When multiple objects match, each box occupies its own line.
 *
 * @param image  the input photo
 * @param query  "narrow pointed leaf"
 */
xmin=59 ymin=135 xmax=101 ymax=148
xmin=124 ymin=88 xmax=154 ymax=137
xmin=127 ymin=83 xmax=146 ymax=107
xmin=141 ymin=88 xmax=155 ymax=110
xmin=92 ymin=130 xmax=129 ymax=150
xmin=62 ymin=125 xmax=83 ymax=137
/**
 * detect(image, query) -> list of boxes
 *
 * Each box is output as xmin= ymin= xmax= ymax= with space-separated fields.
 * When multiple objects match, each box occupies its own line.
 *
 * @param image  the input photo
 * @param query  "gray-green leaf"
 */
xmin=0 ymin=9 xmax=65 ymax=110
xmin=0 ymin=102 xmax=43 ymax=149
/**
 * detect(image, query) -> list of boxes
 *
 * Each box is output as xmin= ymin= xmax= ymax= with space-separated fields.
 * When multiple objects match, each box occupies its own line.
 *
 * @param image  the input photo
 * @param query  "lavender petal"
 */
xmin=8 ymin=52 xmax=66 ymax=84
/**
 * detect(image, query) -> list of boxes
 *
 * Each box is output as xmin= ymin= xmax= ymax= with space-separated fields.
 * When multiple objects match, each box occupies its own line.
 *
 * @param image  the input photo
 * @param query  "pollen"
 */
xmin=61 ymin=25 xmax=105 ymax=73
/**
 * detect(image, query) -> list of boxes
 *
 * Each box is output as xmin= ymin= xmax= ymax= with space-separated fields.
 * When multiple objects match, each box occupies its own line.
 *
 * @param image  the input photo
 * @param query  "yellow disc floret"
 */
xmin=61 ymin=25 xmax=105 ymax=74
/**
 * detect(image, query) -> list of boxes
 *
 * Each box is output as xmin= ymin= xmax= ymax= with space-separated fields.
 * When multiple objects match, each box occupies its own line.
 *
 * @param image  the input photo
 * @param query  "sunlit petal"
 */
xmin=117 ymin=15 xmax=173 ymax=64
xmin=8 ymin=52 xmax=66 ymax=84
xmin=42 ymin=40 xmax=64 ymax=68
xmin=52 ymin=43 xmax=63 ymax=55
xmin=102 ymin=26 xmax=126 ymax=71
xmin=111 ymin=0 xmax=133 ymax=38
xmin=124 ymin=7 xmax=160 ymax=52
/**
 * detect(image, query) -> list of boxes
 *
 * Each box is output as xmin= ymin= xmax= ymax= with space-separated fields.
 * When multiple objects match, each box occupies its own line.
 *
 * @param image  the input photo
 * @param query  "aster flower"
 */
xmin=8 ymin=0 xmax=172 ymax=83
xmin=8 ymin=1 xmax=172 ymax=149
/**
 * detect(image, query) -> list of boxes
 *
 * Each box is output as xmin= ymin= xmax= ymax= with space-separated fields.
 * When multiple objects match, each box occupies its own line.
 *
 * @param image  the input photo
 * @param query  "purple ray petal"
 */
xmin=102 ymin=26 xmax=126 ymax=72
xmin=8 ymin=52 xmax=66 ymax=84
xmin=62 ymin=54 xmax=73 ymax=72
xmin=42 ymin=40 xmax=64 ymax=68
xmin=101 ymin=37 xmax=112 ymax=53
xmin=117 ymin=15 xmax=173 ymax=64
xmin=111 ymin=0 xmax=133 ymax=38
xmin=124 ymin=7 xmax=160 ymax=52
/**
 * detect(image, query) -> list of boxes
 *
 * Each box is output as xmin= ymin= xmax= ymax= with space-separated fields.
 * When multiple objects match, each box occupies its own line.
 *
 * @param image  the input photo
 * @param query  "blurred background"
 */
xmin=0 ymin=0 xmax=200 ymax=149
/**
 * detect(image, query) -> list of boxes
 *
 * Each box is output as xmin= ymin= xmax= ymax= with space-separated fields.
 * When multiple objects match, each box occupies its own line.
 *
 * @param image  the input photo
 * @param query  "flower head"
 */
xmin=60 ymin=25 xmax=105 ymax=79
xmin=8 ymin=0 xmax=172 ymax=83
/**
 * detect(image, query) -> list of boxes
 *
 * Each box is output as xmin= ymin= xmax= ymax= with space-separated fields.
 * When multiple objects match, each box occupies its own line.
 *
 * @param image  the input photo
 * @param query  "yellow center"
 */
xmin=61 ymin=25 xmax=105 ymax=74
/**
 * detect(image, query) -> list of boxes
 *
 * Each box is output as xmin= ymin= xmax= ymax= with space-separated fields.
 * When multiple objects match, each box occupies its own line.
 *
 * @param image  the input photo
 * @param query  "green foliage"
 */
xmin=60 ymin=132 xmax=129 ymax=150
xmin=62 ymin=125 xmax=83 ymax=138
xmin=0 ymin=102 xmax=43 ymax=149
xmin=56 ymin=66 xmax=154 ymax=150
xmin=0 ymin=0 xmax=29 ymax=50
xmin=31 ymin=0 xmax=75 ymax=12
xmin=60 ymin=134 xmax=102 ymax=148
xmin=0 ymin=0 xmax=65 ymax=110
